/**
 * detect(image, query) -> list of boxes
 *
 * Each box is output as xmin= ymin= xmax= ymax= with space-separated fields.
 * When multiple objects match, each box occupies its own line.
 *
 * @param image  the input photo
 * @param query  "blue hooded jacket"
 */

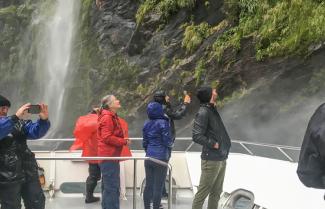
xmin=143 ymin=102 xmax=173 ymax=161
xmin=0 ymin=116 xmax=50 ymax=140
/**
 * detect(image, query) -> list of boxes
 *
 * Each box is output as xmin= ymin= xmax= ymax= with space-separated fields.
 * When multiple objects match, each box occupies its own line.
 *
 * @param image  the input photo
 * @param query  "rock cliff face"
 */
xmin=1 ymin=0 xmax=325 ymax=145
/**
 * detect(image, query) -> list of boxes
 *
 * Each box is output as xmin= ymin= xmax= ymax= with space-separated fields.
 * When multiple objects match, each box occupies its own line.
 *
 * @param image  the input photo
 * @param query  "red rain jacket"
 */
xmin=97 ymin=109 xmax=131 ymax=161
xmin=70 ymin=112 xmax=131 ymax=163
xmin=70 ymin=113 xmax=98 ymax=163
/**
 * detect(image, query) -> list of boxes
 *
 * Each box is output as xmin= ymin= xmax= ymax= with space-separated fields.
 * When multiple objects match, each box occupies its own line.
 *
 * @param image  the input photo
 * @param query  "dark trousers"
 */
xmin=100 ymin=162 xmax=120 ymax=209
xmin=22 ymin=178 xmax=45 ymax=209
xmin=0 ymin=179 xmax=44 ymax=209
xmin=86 ymin=163 xmax=101 ymax=198
xmin=143 ymin=160 xmax=168 ymax=209
xmin=0 ymin=183 xmax=21 ymax=209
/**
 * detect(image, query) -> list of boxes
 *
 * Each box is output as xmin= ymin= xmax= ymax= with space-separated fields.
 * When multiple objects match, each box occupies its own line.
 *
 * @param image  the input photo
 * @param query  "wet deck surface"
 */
xmin=44 ymin=196 xmax=193 ymax=209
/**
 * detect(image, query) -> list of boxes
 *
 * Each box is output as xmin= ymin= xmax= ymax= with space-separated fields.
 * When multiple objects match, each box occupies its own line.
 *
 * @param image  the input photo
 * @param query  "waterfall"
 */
xmin=36 ymin=0 xmax=80 ymax=137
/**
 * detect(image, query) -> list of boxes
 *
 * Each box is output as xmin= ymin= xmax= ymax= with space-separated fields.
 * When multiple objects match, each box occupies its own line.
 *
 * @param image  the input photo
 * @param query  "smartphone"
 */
xmin=28 ymin=105 xmax=41 ymax=114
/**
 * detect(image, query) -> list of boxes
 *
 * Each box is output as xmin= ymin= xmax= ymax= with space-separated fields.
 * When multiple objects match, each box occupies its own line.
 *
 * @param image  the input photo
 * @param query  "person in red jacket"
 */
xmin=98 ymin=95 xmax=130 ymax=209
xmin=70 ymin=108 xmax=101 ymax=203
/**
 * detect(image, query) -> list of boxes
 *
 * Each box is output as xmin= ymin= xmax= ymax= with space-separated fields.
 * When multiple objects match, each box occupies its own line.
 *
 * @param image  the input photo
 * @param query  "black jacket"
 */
xmin=297 ymin=103 xmax=325 ymax=189
xmin=192 ymin=104 xmax=231 ymax=161
xmin=0 ymin=116 xmax=50 ymax=184
xmin=163 ymin=102 xmax=188 ymax=140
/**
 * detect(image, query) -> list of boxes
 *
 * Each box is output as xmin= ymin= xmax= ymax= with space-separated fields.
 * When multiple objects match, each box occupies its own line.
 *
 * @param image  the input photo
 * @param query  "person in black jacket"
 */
xmin=0 ymin=95 xmax=50 ymax=209
xmin=153 ymin=90 xmax=190 ymax=199
xmin=153 ymin=90 xmax=191 ymax=141
xmin=191 ymin=86 xmax=231 ymax=209
xmin=297 ymin=103 xmax=325 ymax=189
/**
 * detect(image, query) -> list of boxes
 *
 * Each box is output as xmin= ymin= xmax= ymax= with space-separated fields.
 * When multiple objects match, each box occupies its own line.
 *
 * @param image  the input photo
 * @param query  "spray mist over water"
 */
xmin=221 ymin=89 xmax=325 ymax=147
xmin=36 ymin=0 xmax=80 ymax=137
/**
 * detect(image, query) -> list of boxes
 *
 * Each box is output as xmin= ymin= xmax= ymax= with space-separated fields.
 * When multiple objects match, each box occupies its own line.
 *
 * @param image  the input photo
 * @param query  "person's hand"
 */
xmin=213 ymin=143 xmax=219 ymax=149
xmin=165 ymin=95 xmax=170 ymax=103
xmin=184 ymin=94 xmax=191 ymax=104
xmin=125 ymin=138 xmax=131 ymax=146
xmin=39 ymin=103 xmax=49 ymax=120
xmin=93 ymin=108 xmax=100 ymax=114
xmin=15 ymin=103 xmax=31 ymax=119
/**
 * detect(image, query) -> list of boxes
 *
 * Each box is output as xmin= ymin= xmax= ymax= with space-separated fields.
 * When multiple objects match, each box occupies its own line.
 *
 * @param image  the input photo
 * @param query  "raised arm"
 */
xmin=165 ymin=103 xmax=188 ymax=120
xmin=24 ymin=119 xmax=51 ymax=139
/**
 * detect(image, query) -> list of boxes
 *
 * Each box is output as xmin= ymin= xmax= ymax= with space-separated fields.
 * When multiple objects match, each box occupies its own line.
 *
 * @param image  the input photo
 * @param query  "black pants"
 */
xmin=143 ymin=160 xmax=168 ymax=209
xmin=0 ymin=183 xmax=21 ymax=209
xmin=86 ymin=163 xmax=101 ymax=197
xmin=0 ymin=179 xmax=44 ymax=209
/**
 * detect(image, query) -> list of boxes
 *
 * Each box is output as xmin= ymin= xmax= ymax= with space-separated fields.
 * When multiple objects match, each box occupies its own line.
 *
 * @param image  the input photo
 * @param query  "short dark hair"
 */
xmin=0 ymin=95 xmax=11 ymax=107
xmin=196 ymin=86 xmax=212 ymax=104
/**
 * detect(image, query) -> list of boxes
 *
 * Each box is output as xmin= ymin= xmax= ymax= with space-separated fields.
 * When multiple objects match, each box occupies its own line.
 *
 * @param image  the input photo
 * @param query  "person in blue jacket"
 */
xmin=142 ymin=102 xmax=173 ymax=209
xmin=0 ymin=95 xmax=50 ymax=209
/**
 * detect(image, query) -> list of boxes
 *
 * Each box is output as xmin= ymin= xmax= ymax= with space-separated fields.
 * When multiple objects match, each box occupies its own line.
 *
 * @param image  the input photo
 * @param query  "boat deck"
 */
xmin=43 ymin=196 xmax=193 ymax=209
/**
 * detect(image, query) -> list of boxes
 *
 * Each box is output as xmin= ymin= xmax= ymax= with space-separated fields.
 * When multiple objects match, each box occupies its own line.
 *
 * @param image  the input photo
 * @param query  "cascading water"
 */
xmin=36 ymin=0 xmax=80 ymax=137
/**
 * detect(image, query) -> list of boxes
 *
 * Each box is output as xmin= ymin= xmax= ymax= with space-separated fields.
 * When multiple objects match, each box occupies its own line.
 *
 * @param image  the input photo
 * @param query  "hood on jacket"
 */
xmin=147 ymin=102 xmax=166 ymax=120
xmin=99 ymin=109 xmax=116 ymax=119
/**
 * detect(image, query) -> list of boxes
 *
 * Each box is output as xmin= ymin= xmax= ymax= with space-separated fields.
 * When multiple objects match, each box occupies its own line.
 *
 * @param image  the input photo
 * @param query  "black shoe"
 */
xmin=85 ymin=196 xmax=100 ymax=203
xmin=159 ymin=204 xmax=164 ymax=209
xmin=162 ymin=192 xmax=168 ymax=198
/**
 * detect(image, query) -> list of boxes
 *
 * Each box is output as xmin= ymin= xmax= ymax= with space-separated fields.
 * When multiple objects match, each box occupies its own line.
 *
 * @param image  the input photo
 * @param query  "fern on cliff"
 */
xmin=136 ymin=0 xmax=196 ymax=25
xmin=213 ymin=0 xmax=325 ymax=61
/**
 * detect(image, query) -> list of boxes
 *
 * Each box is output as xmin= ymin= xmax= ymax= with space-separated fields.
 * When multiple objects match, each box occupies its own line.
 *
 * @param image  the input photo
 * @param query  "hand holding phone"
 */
xmin=15 ymin=103 xmax=31 ymax=119
xmin=183 ymin=91 xmax=191 ymax=104
xmin=39 ymin=104 xmax=49 ymax=120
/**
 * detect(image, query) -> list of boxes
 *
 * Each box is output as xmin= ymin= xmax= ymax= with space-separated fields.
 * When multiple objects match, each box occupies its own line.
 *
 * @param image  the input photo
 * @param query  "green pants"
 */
xmin=192 ymin=160 xmax=226 ymax=209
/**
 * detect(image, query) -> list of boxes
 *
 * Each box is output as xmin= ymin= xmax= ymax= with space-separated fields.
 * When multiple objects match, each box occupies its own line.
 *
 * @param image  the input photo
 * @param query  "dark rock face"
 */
xmin=1 ymin=0 xmax=325 ymax=146
xmin=82 ymin=0 xmax=325 ymax=146
xmin=93 ymin=0 xmax=138 ymax=57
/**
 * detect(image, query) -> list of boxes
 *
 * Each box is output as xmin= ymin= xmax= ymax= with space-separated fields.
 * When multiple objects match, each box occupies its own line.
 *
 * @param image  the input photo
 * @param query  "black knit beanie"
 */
xmin=153 ymin=90 xmax=167 ymax=104
xmin=197 ymin=86 xmax=212 ymax=104
xmin=0 ymin=95 xmax=11 ymax=107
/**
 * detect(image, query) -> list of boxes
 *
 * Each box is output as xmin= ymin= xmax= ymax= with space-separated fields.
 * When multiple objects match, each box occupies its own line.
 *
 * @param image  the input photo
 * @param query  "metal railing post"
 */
xmin=133 ymin=159 xmax=137 ymax=209
xmin=168 ymin=164 xmax=173 ymax=209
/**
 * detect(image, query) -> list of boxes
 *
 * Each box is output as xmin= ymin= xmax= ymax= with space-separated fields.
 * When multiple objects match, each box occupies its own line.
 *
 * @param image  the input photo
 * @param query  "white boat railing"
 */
xmin=32 ymin=137 xmax=301 ymax=162
xmin=36 ymin=156 xmax=173 ymax=209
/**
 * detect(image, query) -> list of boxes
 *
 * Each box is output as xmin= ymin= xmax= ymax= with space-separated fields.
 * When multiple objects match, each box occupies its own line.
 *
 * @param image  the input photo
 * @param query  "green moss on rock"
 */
xmin=136 ymin=0 xmax=196 ymax=26
xmin=213 ymin=0 xmax=325 ymax=62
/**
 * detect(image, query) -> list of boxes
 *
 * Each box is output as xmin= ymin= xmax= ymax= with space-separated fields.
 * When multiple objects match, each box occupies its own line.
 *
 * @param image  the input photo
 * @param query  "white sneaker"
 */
xmin=161 ymin=199 xmax=168 ymax=204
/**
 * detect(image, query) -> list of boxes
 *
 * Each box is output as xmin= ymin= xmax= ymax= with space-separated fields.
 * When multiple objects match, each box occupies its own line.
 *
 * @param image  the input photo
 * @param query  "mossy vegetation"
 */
xmin=0 ymin=2 xmax=37 ymax=76
xmin=217 ymin=87 xmax=249 ymax=108
xmin=194 ymin=59 xmax=206 ymax=86
xmin=160 ymin=56 xmax=170 ymax=70
xmin=0 ymin=5 xmax=17 ymax=17
xmin=78 ymin=0 xmax=106 ymax=76
xmin=136 ymin=0 xmax=196 ymax=25
xmin=181 ymin=22 xmax=213 ymax=53
xmin=103 ymin=56 xmax=141 ymax=89
xmin=213 ymin=0 xmax=325 ymax=61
